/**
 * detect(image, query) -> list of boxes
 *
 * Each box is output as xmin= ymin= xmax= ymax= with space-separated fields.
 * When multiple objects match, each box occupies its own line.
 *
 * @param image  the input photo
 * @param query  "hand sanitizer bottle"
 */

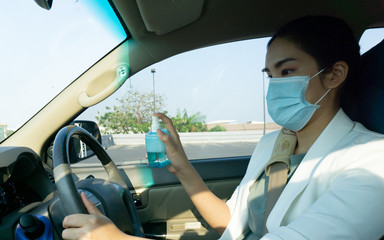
xmin=145 ymin=116 xmax=170 ymax=168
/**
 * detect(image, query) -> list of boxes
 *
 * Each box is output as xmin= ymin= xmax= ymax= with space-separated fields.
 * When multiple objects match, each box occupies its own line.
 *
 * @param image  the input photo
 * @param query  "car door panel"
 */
xmin=71 ymin=156 xmax=250 ymax=239
xmin=139 ymin=179 xmax=240 ymax=239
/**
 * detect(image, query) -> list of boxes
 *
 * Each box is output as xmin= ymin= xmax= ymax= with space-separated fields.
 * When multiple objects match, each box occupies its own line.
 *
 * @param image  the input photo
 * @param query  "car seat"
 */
xmin=342 ymin=39 xmax=384 ymax=240
xmin=342 ymin=39 xmax=384 ymax=134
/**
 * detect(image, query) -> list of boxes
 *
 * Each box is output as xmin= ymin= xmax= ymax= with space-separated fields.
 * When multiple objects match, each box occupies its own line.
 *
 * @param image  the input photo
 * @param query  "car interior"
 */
xmin=1 ymin=0 xmax=384 ymax=239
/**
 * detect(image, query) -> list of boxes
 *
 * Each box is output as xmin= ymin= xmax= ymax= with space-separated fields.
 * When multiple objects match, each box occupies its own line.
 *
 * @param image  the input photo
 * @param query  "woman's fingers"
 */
xmin=156 ymin=129 xmax=175 ymax=149
xmin=153 ymin=113 xmax=191 ymax=174
xmin=153 ymin=113 xmax=180 ymax=143
xmin=63 ymin=214 xmax=92 ymax=228
xmin=80 ymin=192 xmax=102 ymax=216
xmin=62 ymin=193 xmax=124 ymax=240
xmin=62 ymin=227 xmax=82 ymax=240
xmin=62 ymin=213 xmax=117 ymax=240
xmin=62 ymin=192 xmax=104 ymax=238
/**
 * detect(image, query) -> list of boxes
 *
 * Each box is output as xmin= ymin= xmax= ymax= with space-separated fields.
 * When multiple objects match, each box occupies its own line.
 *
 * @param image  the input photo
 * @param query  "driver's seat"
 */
xmin=342 ymin=38 xmax=384 ymax=240
xmin=343 ymin=38 xmax=384 ymax=134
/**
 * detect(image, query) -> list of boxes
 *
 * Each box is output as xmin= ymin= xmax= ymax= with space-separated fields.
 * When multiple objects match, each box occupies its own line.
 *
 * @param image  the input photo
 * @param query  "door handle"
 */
xmin=78 ymin=64 xmax=129 ymax=107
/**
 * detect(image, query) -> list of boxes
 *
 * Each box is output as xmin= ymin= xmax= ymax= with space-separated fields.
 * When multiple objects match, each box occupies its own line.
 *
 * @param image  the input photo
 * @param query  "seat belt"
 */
xmin=263 ymin=129 xmax=297 ymax=235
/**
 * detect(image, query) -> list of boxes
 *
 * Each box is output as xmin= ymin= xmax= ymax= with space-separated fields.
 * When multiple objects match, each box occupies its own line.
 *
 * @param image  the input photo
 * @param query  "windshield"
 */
xmin=0 ymin=0 xmax=127 ymax=142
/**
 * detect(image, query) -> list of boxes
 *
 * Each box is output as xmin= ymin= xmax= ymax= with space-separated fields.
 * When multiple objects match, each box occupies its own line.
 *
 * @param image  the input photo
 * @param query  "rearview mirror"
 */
xmin=34 ymin=0 xmax=53 ymax=10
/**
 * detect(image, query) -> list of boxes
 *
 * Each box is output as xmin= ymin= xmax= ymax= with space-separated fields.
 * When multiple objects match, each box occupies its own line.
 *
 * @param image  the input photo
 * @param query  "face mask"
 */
xmin=266 ymin=69 xmax=331 ymax=132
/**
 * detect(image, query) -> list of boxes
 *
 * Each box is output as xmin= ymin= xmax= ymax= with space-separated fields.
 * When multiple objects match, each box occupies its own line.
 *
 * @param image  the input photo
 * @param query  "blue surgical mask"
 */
xmin=266 ymin=69 xmax=331 ymax=132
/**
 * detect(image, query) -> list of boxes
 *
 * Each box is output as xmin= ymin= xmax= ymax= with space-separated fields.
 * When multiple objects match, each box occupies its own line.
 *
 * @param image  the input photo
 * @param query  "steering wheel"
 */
xmin=52 ymin=125 xmax=144 ymax=237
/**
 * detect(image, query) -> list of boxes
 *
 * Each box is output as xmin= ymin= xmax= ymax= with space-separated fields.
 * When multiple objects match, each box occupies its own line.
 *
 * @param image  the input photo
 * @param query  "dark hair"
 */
xmin=268 ymin=15 xmax=360 ymax=103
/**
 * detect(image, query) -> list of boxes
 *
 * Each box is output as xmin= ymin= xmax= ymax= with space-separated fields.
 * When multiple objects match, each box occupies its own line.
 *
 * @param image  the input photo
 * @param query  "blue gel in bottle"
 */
xmin=145 ymin=116 xmax=170 ymax=168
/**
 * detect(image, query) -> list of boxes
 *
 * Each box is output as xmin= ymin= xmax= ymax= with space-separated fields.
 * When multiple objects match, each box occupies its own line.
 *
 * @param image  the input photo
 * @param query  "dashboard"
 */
xmin=0 ymin=144 xmax=134 ymax=240
xmin=0 ymin=180 xmax=41 ymax=222
xmin=0 ymin=147 xmax=57 ymax=239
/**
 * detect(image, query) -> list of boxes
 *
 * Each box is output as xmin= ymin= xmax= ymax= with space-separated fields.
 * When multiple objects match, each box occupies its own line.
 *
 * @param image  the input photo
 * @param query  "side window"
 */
xmin=77 ymin=29 xmax=383 ymax=165
xmin=77 ymin=38 xmax=281 ymax=164
xmin=359 ymin=28 xmax=384 ymax=54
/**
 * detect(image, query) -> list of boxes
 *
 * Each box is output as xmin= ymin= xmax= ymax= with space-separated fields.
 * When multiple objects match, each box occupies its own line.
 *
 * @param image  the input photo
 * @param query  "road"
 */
xmin=79 ymin=141 xmax=258 ymax=165
xmin=74 ymin=130 xmax=280 ymax=166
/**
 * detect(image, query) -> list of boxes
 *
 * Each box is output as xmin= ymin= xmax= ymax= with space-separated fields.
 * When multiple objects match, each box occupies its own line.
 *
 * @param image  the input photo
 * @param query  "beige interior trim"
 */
xmin=78 ymin=64 xmax=129 ymax=107
xmin=136 ymin=0 xmax=204 ymax=35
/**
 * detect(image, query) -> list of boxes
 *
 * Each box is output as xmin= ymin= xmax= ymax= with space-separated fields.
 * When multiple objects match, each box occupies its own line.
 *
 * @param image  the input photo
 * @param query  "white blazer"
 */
xmin=220 ymin=109 xmax=384 ymax=240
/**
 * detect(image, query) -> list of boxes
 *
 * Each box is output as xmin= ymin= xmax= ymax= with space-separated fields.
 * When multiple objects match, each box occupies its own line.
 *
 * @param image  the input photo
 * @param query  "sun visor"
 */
xmin=136 ymin=0 xmax=204 ymax=35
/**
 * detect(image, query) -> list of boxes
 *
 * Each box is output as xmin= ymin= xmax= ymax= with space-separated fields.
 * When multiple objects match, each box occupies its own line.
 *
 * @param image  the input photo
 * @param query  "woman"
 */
xmin=62 ymin=16 xmax=384 ymax=239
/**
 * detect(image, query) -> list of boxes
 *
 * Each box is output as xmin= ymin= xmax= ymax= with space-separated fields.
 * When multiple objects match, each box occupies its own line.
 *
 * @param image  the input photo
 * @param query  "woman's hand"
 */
xmin=153 ymin=113 xmax=191 ymax=175
xmin=154 ymin=113 xmax=231 ymax=233
xmin=62 ymin=192 xmax=126 ymax=240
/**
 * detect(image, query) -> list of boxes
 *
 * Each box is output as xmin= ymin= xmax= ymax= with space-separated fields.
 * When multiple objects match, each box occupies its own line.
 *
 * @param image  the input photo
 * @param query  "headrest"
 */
xmin=343 ymin=39 xmax=384 ymax=134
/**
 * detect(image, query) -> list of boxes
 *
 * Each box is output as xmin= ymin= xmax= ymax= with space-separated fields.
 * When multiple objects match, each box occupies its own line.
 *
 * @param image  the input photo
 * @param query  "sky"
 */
xmin=0 ymin=0 xmax=125 ymax=130
xmin=79 ymin=37 xmax=272 ymax=125
xmin=1 ymin=0 xmax=384 ymax=130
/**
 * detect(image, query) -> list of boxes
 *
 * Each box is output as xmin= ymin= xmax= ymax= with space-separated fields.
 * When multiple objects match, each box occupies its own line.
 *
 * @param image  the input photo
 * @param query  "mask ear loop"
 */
xmin=311 ymin=67 xmax=332 ymax=106
xmin=315 ymin=88 xmax=331 ymax=105
xmin=309 ymin=68 xmax=327 ymax=80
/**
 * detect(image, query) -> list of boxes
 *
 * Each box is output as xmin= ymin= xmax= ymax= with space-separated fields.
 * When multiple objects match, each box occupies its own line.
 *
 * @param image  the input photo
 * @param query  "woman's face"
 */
xmin=264 ymin=37 xmax=328 ymax=104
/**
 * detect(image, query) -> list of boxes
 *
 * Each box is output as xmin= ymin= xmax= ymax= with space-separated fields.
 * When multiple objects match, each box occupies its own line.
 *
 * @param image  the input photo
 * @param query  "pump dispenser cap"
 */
xmin=151 ymin=116 xmax=161 ymax=132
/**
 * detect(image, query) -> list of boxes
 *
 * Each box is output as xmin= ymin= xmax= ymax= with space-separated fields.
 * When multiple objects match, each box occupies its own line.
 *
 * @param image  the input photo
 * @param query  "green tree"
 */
xmin=209 ymin=125 xmax=227 ymax=132
xmin=171 ymin=109 xmax=208 ymax=132
xmin=96 ymin=90 xmax=166 ymax=134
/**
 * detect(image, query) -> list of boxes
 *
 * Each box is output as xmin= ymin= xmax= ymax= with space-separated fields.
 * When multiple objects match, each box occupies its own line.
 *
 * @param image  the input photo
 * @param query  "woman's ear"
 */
xmin=324 ymin=61 xmax=349 ymax=89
